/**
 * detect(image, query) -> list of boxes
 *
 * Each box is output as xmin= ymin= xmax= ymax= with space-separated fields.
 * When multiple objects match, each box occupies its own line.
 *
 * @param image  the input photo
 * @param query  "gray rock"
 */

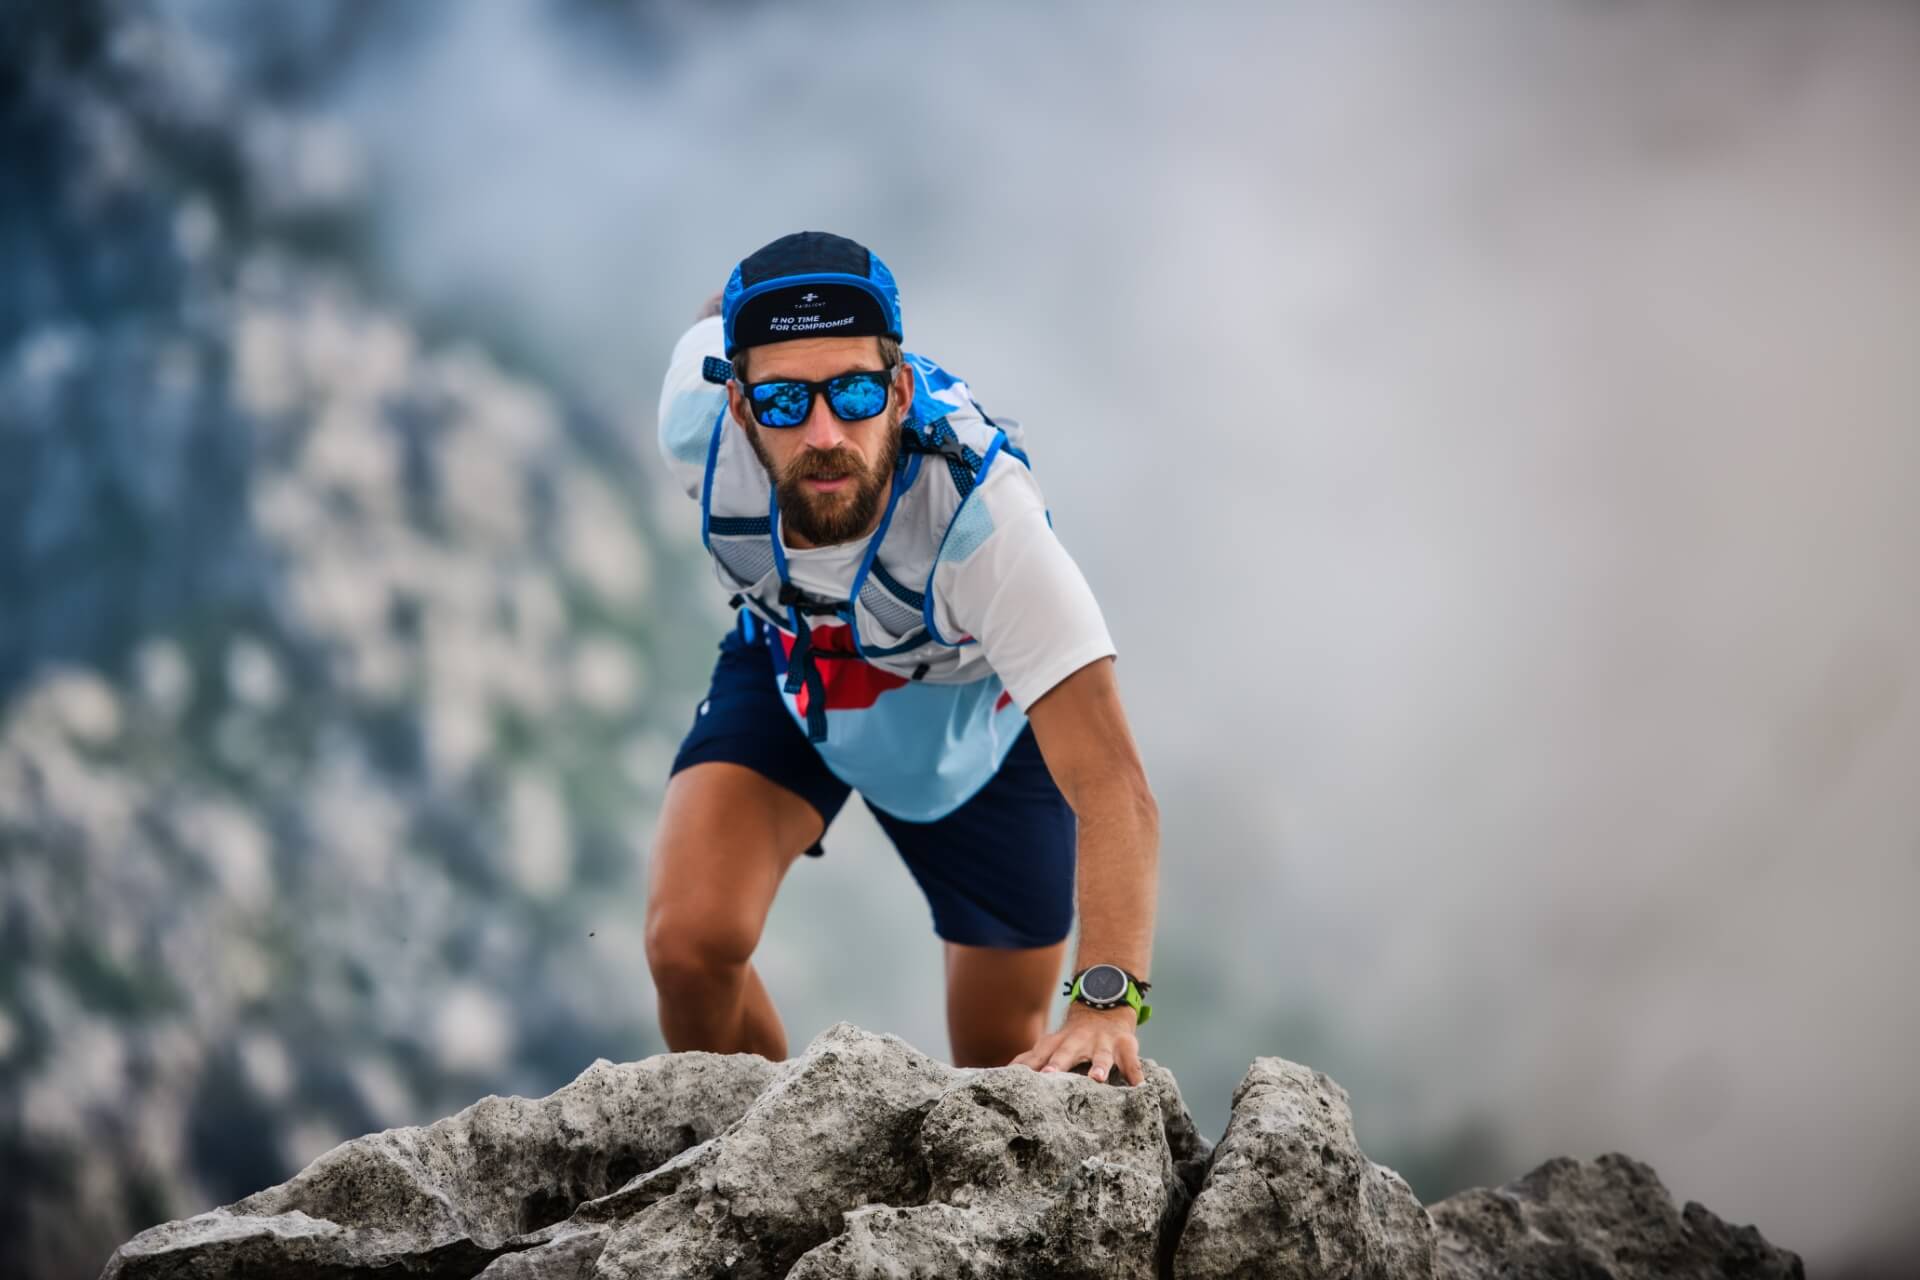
xmin=98 ymin=1051 xmax=777 ymax=1279
xmin=96 ymin=1026 xmax=1804 ymax=1280
xmin=591 ymin=1022 xmax=958 ymax=1278
xmin=1429 ymin=1152 xmax=1805 ymax=1279
xmin=787 ymin=1050 xmax=1190 ymax=1279
xmin=1174 ymin=1056 xmax=1436 ymax=1280
xmin=473 ymin=1225 xmax=611 ymax=1280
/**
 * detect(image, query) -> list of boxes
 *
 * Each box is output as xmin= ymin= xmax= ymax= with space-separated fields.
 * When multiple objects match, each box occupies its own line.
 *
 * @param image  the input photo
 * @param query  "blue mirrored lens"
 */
xmin=750 ymin=381 xmax=811 ymax=427
xmin=748 ymin=371 xmax=889 ymax=427
xmin=827 ymin=373 xmax=888 ymax=421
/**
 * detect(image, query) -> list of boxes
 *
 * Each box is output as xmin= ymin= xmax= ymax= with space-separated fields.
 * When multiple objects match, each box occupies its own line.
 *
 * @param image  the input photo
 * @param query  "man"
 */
xmin=645 ymin=231 xmax=1159 ymax=1085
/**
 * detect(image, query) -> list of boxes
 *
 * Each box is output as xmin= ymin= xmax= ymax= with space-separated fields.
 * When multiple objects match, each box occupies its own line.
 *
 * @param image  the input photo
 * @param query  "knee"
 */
xmin=644 ymin=908 xmax=758 ymax=995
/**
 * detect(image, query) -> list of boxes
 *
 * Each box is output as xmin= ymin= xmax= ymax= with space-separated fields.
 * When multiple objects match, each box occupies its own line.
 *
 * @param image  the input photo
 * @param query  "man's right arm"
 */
xmin=655 ymin=313 xmax=728 ymax=501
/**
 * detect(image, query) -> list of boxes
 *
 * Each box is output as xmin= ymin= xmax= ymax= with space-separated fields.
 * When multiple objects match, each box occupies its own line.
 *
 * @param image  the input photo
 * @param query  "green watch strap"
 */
xmin=1067 ymin=971 xmax=1153 ymax=1026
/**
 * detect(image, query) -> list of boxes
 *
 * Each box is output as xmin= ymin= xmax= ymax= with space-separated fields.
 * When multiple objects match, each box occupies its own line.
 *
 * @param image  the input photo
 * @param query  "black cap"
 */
xmin=721 ymin=231 xmax=904 ymax=358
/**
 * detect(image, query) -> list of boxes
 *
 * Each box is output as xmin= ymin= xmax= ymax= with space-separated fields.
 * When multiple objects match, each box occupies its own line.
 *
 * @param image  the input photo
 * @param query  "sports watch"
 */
xmin=1064 ymin=964 xmax=1153 ymax=1026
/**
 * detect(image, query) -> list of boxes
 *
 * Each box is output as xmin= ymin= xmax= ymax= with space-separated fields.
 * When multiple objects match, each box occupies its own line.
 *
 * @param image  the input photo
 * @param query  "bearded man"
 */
xmin=646 ymin=231 xmax=1159 ymax=1085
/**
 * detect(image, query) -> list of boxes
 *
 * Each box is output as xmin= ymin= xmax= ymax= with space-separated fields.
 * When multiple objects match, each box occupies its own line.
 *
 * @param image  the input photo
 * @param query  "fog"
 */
xmin=321 ymin=1 xmax=1918 ymax=1268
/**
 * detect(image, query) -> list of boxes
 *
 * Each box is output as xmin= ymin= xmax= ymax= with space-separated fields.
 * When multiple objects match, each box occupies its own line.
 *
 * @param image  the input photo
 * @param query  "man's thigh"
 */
xmin=644 ymin=762 xmax=828 ymax=968
xmin=647 ymin=623 xmax=854 ymax=965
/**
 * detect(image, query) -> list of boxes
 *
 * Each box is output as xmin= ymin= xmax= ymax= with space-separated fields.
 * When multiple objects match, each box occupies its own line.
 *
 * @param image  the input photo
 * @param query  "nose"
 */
xmin=799 ymin=392 xmax=845 ymax=452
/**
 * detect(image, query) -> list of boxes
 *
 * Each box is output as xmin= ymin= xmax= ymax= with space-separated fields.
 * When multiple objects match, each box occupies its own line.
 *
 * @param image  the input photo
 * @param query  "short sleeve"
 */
xmin=938 ymin=462 xmax=1117 ymax=711
xmin=655 ymin=316 xmax=728 ymax=501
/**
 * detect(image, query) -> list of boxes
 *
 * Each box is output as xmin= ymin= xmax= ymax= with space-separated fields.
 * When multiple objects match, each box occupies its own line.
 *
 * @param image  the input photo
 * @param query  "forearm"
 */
xmin=1068 ymin=774 xmax=1159 ymax=981
xmin=1012 ymin=660 xmax=1160 ymax=1079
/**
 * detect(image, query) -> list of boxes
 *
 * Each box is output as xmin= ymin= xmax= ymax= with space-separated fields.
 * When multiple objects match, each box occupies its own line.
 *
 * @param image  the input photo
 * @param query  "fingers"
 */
xmin=1009 ymin=1031 xmax=1065 ymax=1071
xmin=1119 ymin=1040 xmax=1146 ymax=1087
xmin=1008 ymin=1028 xmax=1144 ymax=1086
xmin=1083 ymin=1037 xmax=1138 ymax=1085
xmin=1043 ymin=1041 xmax=1086 ymax=1074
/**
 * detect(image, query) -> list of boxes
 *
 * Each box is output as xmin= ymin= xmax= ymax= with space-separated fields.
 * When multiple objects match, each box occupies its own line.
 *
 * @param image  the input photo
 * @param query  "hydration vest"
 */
xmin=696 ymin=351 xmax=1028 ymax=744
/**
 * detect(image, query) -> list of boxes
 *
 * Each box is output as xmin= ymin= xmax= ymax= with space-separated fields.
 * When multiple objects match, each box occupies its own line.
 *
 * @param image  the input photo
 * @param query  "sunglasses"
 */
xmin=741 ymin=366 xmax=898 ymax=429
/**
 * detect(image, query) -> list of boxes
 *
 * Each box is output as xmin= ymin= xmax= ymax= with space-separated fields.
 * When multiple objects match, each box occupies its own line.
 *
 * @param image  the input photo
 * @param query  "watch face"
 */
xmin=1080 ymin=965 xmax=1128 ymax=1003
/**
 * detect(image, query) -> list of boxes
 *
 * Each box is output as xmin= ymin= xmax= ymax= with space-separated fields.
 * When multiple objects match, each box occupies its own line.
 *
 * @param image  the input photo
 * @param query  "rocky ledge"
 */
xmin=99 ymin=1022 xmax=1801 ymax=1279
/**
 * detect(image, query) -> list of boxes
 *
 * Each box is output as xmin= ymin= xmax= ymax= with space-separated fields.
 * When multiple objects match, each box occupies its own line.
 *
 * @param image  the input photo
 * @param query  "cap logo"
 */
xmin=800 ymin=292 xmax=820 ymax=303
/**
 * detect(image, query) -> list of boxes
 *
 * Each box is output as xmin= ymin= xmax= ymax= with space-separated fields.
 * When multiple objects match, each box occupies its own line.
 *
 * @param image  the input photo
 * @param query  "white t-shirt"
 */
xmin=778 ymin=502 xmax=1114 ymax=715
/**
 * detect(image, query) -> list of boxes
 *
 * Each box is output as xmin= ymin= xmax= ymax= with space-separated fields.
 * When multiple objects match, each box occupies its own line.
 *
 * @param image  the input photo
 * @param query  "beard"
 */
xmin=748 ymin=417 xmax=901 ymax=547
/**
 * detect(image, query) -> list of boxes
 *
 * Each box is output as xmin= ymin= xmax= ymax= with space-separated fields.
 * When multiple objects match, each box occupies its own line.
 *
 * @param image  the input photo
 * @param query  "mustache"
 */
xmin=785 ymin=447 xmax=867 ymax=484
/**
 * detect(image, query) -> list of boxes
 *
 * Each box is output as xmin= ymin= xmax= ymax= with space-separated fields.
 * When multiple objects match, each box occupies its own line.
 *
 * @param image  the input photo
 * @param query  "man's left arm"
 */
xmin=932 ymin=458 xmax=1158 ymax=1085
xmin=1010 ymin=655 xmax=1160 ymax=1086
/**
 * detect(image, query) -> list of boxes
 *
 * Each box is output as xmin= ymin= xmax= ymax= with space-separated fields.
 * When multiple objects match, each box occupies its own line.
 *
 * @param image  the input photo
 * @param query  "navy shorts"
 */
xmin=669 ymin=626 xmax=1077 ymax=949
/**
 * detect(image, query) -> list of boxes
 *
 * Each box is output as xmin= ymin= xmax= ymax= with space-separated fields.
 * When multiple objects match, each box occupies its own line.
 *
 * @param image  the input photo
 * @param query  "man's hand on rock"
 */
xmin=1008 ymin=1002 xmax=1144 ymax=1086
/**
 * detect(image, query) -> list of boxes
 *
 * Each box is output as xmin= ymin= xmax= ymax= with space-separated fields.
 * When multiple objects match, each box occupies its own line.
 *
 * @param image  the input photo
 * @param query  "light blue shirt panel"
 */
xmin=783 ymin=674 xmax=1028 ymax=822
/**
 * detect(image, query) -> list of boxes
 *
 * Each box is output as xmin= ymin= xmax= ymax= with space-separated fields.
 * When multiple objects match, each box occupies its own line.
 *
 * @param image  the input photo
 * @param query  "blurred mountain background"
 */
xmin=1 ymin=3 xmax=711 ymax=1274
xmin=3 ymin=1 xmax=1916 ymax=1277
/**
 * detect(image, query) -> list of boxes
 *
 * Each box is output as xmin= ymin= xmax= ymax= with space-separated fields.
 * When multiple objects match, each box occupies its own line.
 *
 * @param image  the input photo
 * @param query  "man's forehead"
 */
xmin=745 ymin=336 xmax=887 ymax=378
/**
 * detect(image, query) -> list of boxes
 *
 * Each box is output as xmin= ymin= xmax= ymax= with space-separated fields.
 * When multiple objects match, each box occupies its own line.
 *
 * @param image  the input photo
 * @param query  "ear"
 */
xmin=894 ymin=359 xmax=915 ymax=414
xmin=726 ymin=379 xmax=751 ymax=431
